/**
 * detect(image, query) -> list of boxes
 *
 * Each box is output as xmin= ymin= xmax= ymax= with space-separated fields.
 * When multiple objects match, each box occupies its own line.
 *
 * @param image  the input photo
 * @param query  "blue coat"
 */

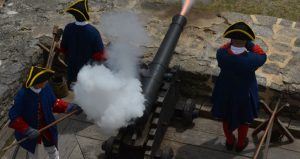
xmin=8 ymin=84 xmax=58 ymax=153
xmin=60 ymin=23 xmax=105 ymax=83
xmin=212 ymin=47 xmax=267 ymax=130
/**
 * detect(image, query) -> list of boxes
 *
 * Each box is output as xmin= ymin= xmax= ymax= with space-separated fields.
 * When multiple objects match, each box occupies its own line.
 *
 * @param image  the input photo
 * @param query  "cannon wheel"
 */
xmin=161 ymin=147 xmax=174 ymax=159
xmin=183 ymin=98 xmax=196 ymax=124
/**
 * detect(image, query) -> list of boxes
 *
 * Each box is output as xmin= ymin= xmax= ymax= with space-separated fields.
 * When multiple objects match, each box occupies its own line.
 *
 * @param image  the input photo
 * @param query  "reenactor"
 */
xmin=8 ymin=66 xmax=81 ymax=159
xmin=212 ymin=22 xmax=267 ymax=152
xmin=60 ymin=0 xmax=107 ymax=88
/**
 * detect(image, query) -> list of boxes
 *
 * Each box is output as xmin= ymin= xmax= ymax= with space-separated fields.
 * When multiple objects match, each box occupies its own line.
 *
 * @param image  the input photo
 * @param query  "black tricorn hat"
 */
xmin=65 ymin=0 xmax=90 ymax=22
xmin=25 ymin=66 xmax=55 ymax=88
xmin=223 ymin=22 xmax=255 ymax=40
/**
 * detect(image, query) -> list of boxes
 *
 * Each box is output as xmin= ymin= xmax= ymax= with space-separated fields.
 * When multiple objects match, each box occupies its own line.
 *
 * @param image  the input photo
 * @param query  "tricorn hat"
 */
xmin=65 ymin=0 xmax=90 ymax=22
xmin=223 ymin=22 xmax=255 ymax=40
xmin=25 ymin=66 xmax=55 ymax=88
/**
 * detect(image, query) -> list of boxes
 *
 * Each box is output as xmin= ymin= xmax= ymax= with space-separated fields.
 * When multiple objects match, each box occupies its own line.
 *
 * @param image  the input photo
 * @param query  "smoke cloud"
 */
xmin=73 ymin=11 xmax=148 ymax=134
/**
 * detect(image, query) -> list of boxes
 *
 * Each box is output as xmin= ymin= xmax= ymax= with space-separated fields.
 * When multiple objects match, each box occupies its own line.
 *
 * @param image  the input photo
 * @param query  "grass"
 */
xmin=193 ymin=0 xmax=300 ymax=22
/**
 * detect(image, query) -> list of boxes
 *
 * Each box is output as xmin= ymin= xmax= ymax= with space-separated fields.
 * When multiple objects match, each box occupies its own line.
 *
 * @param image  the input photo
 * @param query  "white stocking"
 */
xmin=44 ymin=145 xmax=60 ymax=159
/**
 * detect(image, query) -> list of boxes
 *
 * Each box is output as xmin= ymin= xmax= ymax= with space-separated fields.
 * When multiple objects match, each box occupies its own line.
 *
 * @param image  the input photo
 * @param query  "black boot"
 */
xmin=225 ymin=136 xmax=235 ymax=151
xmin=235 ymin=138 xmax=249 ymax=153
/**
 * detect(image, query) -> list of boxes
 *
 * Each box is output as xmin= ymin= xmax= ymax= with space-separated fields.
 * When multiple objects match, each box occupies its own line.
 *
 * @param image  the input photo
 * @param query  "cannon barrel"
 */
xmin=102 ymin=14 xmax=194 ymax=159
xmin=141 ymin=15 xmax=187 ymax=124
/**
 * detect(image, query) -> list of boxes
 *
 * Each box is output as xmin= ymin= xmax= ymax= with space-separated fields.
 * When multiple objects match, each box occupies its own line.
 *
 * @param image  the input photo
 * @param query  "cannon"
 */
xmin=102 ymin=14 xmax=198 ymax=159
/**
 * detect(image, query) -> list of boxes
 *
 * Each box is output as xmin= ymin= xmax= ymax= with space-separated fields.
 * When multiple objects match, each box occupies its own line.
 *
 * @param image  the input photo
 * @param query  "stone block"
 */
xmin=282 ymin=53 xmax=300 ymax=84
xmin=252 ymin=25 xmax=273 ymax=38
xmin=270 ymin=82 xmax=285 ymax=91
xmin=280 ymin=19 xmax=293 ymax=27
xmin=294 ymin=38 xmax=300 ymax=48
xmin=255 ymin=15 xmax=277 ymax=26
xmin=262 ymin=63 xmax=280 ymax=74
xmin=272 ymin=42 xmax=292 ymax=52
xmin=0 ymin=84 xmax=9 ymax=101
xmin=277 ymin=28 xmax=300 ymax=38
xmin=220 ymin=12 xmax=253 ymax=25
xmin=256 ymin=75 xmax=267 ymax=89
xmin=269 ymin=54 xmax=288 ymax=63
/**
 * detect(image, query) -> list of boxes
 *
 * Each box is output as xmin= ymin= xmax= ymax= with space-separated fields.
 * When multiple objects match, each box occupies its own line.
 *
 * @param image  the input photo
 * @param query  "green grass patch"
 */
xmin=194 ymin=0 xmax=300 ymax=21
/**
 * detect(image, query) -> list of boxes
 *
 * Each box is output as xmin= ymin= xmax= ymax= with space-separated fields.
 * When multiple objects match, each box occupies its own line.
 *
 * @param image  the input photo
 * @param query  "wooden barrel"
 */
xmin=49 ymin=76 xmax=69 ymax=98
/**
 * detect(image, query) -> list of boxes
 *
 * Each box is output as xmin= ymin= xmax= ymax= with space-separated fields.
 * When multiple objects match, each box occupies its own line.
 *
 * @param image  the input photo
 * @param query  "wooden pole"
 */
xmin=45 ymin=26 xmax=63 ymax=68
xmin=263 ymin=112 xmax=275 ymax=159
xmin=37 ymin=43 xmax=50 ymax=53
xmin=37 ymin=42 xmax=68 ymax=67
xmin=253 ymin=98 xmax=280 ymax=159
xmin=2 ymin=110 xmax=79 ymax=152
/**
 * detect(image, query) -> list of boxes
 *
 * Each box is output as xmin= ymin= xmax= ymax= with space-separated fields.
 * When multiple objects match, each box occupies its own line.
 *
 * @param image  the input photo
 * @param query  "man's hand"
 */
xmin=66 ymin=103 xmax=83 ymax=115
xmin=25 ymin=127 xmax=39 ymax=139
xmin=245 ymin=41 xmax=255 ymax=51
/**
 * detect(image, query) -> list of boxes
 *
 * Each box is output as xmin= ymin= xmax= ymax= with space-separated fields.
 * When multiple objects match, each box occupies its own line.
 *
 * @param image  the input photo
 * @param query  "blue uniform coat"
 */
xmin=9 ymin=84 xmax=58 ymax=153
xmin=212 ymin=47 xmax=267 ymax=131
xmin=60 ymin=23 xmax=105 ymax=83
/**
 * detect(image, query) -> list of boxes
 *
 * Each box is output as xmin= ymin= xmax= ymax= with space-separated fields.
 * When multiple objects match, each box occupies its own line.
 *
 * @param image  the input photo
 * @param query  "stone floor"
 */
xmin=2 ymin=114 xmax=300 ymax=159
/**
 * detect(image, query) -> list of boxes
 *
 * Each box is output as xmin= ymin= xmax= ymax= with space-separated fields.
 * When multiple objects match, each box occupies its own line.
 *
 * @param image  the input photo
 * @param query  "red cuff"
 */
xmin=252 ymin=44 xmax=265 ymax=55
xmin=9 ymin=117 xmax=30 ymax=134
xmin=53 ymin=99 xmax=69 ymax=113
xmin=92 ymin=50 xmax=107 ymax=61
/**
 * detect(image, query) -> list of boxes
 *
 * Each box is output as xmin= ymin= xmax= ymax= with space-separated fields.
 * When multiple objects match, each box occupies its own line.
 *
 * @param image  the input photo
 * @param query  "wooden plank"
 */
xmin=1 ymin=146 xmax=17 ymax=159
xmin=76 ymin=124 xmax=110 ymax=141
xmin=57 ymin=119 xmax=90 ymax=159
xmin=14 ymin=147 xmax=27 ymax=159
xmin=267 ymin=146 xmax=300 ymax=159
xmin=180 ymin=117 xmax=224 ymax=136
xmin=279 ymin=139 xmax=300 ymax=153
xmin=1 ymin=127 xmax=51 ymax=159
xmin=161 ymin=140 xmax=250 ymax=159
xmin=76 ymin=135 xmax=105 ymax=159
xmin=164 ymin=127 xmax=256 ymax=158
xmin=69 ymin=113 xmax=92 ymax=123
xmin=2 ymin=146 xmax=28 ymax=159
xmin=68 ymin=145 xmax=85 ymax=159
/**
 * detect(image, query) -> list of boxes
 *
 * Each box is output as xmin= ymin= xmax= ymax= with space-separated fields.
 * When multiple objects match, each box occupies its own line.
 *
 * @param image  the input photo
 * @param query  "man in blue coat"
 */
xmin=60 ymin=0 xmax=107 ymax=88
xmin=9 ymin=66 xmax=80 ymax=159
xmin=212 ymin=22 xmax=267 ymax=152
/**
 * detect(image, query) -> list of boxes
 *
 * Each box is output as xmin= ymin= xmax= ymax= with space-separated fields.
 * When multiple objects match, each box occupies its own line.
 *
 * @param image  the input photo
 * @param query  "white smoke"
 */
xmin=73 ymin=11 xmax=148 ymax=135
